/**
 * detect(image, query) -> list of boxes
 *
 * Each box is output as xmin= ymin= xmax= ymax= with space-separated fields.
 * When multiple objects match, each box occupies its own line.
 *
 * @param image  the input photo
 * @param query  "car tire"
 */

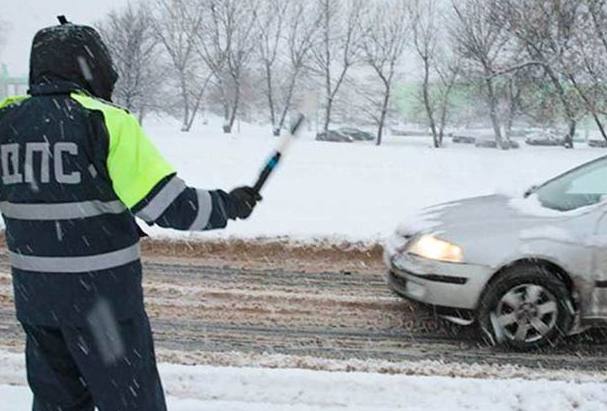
xmin=478 ymin=265 xmax=574 ymax=350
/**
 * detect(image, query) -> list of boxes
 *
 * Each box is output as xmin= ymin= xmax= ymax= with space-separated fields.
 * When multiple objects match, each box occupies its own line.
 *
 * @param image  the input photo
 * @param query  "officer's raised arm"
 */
xmin=73 ymin=94 xmax=261 ymax=231
xmin=117 ymin=117 xmax=262 ymax=231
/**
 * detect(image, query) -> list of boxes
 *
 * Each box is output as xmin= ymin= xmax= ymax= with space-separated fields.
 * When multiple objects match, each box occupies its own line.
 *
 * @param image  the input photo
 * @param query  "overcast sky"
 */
xmin=1 ymin=0 xmax=129 ymax=75
xmin=1 ymin=1 xmax=421 ymax=80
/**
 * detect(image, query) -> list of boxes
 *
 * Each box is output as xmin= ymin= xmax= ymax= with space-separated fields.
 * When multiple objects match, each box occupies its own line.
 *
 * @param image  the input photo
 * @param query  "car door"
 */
xmin=551 ymin=158 xmax=607 ymax=320
xmin=531 ymin=155 xmax=607 ymax=320
xmin=591 ymin=210 xmax=607 ymax=319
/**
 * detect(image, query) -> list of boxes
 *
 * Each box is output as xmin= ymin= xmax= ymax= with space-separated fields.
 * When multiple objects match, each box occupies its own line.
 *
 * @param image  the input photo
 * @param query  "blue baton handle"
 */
xmin=253 ymin=152 xmax=282 ymax=193
xmin=252 ymin=113 xmax=304 ymax=194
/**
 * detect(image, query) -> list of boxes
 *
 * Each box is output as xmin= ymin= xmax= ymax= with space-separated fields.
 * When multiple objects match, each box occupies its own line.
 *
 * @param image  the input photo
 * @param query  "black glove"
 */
xmin=226 ymin=186 xmax=262 ymax=220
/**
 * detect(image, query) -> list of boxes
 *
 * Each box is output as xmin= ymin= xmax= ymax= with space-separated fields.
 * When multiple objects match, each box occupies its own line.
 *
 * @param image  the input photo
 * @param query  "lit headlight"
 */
xmin=407 ymin=235 xmax=464 ymax=263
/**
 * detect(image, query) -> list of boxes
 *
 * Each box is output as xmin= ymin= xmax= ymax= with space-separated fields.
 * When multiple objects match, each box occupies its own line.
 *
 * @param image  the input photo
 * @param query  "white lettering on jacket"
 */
xmin=1 ymin=142 xmax=82 ymax=185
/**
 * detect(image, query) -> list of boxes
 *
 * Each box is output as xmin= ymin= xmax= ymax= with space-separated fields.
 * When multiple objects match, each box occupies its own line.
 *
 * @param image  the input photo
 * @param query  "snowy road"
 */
xmin=3 ymin=350 xmax=607 ymax=411
xmin=2 ymin=246 xmax=607 ymax=377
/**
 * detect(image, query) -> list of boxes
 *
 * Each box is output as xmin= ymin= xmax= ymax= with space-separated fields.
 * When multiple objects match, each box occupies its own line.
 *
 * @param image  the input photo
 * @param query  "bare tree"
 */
xmin=151 ymin=0 xmax=205 ymax=131
xmin=256 ymin=0 xmax=289 ymax=135
xmin=192 ymin=1 xmax=229 ymax=128
xmin=361 ymin=0 xmax=409 ymax=145
xmin=501 ymin=73 xmax=523 ymax=139
xmin=584 ymin=1 xmax=607 ymax=117
xmin=254 ymin=0 xmax=320 ymax=136
xmin=434 ymin=61 xmax=462 ymax=144
xmin=275 ymin=2 xmax=321 ymax=135
xmin=566 ymin=0 xmax=607 ymax=141
xmin=98 ymin=0 xmax=605 ymax=143
xmin=311 ymin=0 xmax=364 ymax=134
xmin=411 ymin=0 xmax=460 ymax=148
xmin=494 ymin=0 xmax=584 ymax=148
xmin=98 ymin=4 xmax=161 ymax=122
xmin=451 ymin=0 xmax=512 ymax=149
xmin=412 ymin=0 xmax=440 ymax=147
xmin=198 ymin=0 xmax=259 ymax=134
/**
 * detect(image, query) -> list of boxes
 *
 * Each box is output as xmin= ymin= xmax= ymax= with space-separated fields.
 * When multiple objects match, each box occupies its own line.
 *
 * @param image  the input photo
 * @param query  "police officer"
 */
xmin=0 ymin=18 xmax=262 ymax=411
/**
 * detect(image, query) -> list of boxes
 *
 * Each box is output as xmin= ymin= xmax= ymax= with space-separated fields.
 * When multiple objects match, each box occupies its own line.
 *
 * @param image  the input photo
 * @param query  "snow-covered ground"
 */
xmin=2 ymin=351 xmax=606 ymax=411
xmin=142 ymin=117 xmax=604 ymax=242
xmin=4 ymin=120 xmax=607 ymax=410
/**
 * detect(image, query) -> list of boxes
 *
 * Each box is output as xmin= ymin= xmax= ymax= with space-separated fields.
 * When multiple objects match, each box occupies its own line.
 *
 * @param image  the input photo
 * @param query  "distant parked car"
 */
xmin=588 ymin=139 xmax=607 ymax=148
xmin=452 ymin=135 xmax=476 ymax=145
xmin=525 ymin=131 xmax=565 ymax=147
xmin=390 ymin=128 xmax=431 ymax=137
xmin=338 ymin=127 xmax=375 ymax=141
xmin=316 ymin=130 xmax=353 ymax=143
xmin=390 ymin=128 xmax=408 ymax=136
xmin=475 ymin=139 xmax=520 ymax=149
xmin=508 ymin=128 xmax=531 ymax=138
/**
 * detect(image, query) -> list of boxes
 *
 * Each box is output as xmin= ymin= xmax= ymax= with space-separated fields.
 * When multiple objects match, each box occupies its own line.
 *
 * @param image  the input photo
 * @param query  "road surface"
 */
xmin=1 ymin=246 xmax=606 ymax=374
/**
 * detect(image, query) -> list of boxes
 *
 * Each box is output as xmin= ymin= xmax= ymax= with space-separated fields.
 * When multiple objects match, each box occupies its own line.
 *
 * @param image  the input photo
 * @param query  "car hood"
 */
xmin=388 ymin=194 xmax=602 ymax=273
xmin=396 ymin=194 xmax=595 ymax=239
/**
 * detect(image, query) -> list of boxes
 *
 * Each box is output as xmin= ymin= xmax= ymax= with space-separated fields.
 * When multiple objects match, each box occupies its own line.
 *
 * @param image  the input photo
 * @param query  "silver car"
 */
xmin=385 ymin=155 xmax=607 ymax=350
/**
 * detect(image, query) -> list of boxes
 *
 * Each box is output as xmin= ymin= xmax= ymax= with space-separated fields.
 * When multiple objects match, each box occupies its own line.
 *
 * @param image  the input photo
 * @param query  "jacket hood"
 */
xmin=29 ymin=23 xmax=118 ymax=101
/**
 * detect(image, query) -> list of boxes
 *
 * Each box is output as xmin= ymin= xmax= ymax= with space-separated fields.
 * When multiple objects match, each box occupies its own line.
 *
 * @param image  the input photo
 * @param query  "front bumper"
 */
xmin=386 ymin=252 xmax=493 ymax=310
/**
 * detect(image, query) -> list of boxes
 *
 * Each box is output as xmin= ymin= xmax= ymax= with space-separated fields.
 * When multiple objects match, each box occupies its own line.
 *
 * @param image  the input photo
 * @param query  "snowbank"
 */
xmin=2 ymin=350 xmax=606 ymax=411
xmin=141 ymin=118 xmax=602 ymax=242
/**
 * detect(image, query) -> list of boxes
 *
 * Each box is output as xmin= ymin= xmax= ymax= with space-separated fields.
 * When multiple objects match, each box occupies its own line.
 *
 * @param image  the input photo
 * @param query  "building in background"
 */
xmin=0 ymin=65 xmax=28 ymax=99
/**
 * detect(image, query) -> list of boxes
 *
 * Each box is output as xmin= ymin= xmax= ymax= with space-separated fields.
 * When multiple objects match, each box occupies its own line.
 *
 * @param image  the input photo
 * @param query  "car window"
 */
xmin=567 ymin=167 xmax=607 ymax=194
xmin=535 ymin=157 xmax=607 ymax=211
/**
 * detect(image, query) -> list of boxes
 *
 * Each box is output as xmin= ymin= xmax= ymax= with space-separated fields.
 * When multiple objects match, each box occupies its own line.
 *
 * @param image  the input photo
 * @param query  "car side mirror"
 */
xmin=524 ymin=185 xmax=538 ymax=198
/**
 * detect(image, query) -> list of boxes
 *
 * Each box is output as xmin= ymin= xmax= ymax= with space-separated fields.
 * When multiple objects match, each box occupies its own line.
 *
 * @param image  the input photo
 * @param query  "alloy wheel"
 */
xmin=494 ymin=283 xmax=559 ymax=343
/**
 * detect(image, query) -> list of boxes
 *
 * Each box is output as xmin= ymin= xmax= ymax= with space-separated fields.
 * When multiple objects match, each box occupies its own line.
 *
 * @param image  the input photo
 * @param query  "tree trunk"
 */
xmin=183 ymin=74 xmax=213 ymax=132
xmin=264 ymin=62 xmax=278 ymax=136
xmin=504 ymin=111 xmax=514 ymax=141
xmin=567 ymin=73 xmax=607 ymax=142
xmin=485 ymin=76 xmax=504 ymax=149
xmin=138 ymin=105 xmax=146 ymax=125
xmin=545 ymin=67 xmax=575 ymax=148
xmin=377 ymin=85 xmax=391 ymax=146
xmin=592 ymin=113 xmax=607 ymax=142
xmin=322 ymin=0 xmax=331 ymax=134
xmin=222 ymin=101 xmax=230 ymax=130
xmin=437 ymin=71 xmax=457 ymax=147
xmin=224 ymin=83 xmax=241 ymax=134
xmin=438 ymin=99 xmax=449 ymax=147
xmin=504 ymin=78 xmax=517 ymax=141
xmin=323 ymin=96 xmax=333 ymax=134
xmin=421 ymin=57 xmax=439 ymax=148
xmin=276 ymin=71 xmax=300 ymax=137
xmin=566 ymin=119 xmax=577 ymax=149
xmin=179 ymin=73 xmax=191 ymax=132
xmin=504 ymin=87 xmax=514 ymax=142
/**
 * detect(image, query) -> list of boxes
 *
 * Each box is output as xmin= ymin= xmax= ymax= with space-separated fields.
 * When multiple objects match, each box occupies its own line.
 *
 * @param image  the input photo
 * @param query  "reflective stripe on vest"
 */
xmin=0 ymin=200 xmax=126 ymax=220
xmin=188 ymin=189 xmax=213 ymax=230
xmin=10 ymin=243 xmax=140 ymax=273
xmin=135 ymin=175 xmax=186 ymax=223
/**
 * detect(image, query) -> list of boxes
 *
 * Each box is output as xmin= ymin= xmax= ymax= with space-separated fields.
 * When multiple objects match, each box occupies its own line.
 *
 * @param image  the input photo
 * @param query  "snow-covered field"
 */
xmin=2 ymin=351 xmax=606 ymax=411
xmin=143 ymin=118 xmax=604 ymax=242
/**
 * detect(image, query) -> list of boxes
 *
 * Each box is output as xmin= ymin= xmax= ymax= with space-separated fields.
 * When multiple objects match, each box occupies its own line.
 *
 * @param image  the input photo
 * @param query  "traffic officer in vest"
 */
xmin=0 ymin=17 xmax=262 ymax=411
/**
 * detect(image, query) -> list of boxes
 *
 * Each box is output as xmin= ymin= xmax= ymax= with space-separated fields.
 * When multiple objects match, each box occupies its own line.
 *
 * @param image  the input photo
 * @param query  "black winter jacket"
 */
xmin=0 ymin=22 xmax=232 ymax=325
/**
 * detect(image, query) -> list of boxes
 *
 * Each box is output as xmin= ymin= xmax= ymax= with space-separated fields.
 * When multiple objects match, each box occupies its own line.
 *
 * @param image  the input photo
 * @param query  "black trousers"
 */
xmin=21 ymin=313 xmax=167 ymax=411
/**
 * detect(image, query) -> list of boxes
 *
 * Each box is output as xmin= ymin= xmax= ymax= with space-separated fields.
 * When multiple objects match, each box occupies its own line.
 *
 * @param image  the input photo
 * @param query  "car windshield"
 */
xmin=535 ymin=156 xmax=607 ymax=211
